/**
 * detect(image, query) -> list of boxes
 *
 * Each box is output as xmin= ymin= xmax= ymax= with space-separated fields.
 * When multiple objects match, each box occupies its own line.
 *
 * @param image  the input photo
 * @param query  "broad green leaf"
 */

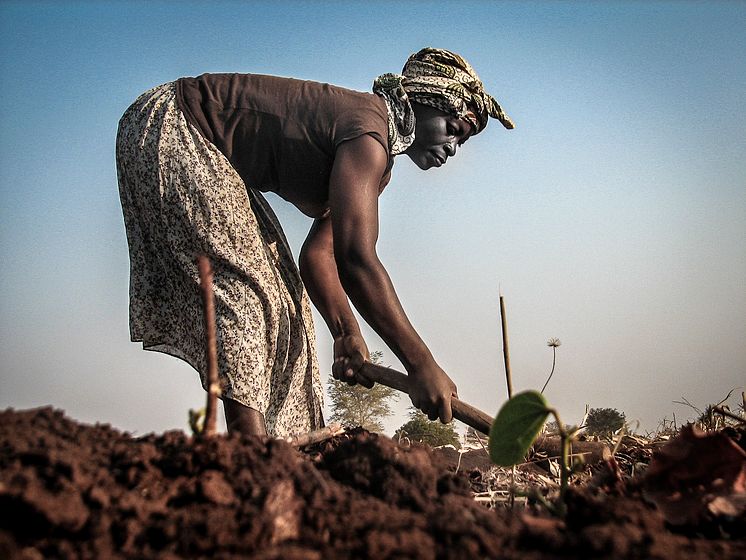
xmin=488 ymin=390 xmax=550 ymax=466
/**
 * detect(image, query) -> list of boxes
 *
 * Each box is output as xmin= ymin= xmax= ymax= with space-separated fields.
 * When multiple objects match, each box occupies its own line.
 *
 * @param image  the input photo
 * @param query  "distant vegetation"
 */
xmin=395 ymin=408 xmax=460 ymax=448
xmin=327 ymin=351 xmax=398 ymax=433
xmin=585 ymin=407 xmax=626 ymax=437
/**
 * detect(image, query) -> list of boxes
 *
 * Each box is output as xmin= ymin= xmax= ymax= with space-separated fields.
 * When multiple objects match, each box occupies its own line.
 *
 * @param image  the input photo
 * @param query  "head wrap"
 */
xmin=373 ymin=47 xmax=514 ymax=155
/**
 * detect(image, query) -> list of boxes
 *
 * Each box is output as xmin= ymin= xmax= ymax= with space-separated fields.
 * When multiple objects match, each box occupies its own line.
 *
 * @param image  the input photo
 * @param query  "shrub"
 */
xmin=395 ymin=408 xmax=460 ymax=448
xmin=585 ymin=407 xmax=626 ymax=437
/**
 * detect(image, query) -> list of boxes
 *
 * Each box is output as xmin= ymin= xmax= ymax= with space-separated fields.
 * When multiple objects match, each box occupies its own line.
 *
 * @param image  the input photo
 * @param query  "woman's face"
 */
xmin=404 ymin=103 xmax=474 ymax=170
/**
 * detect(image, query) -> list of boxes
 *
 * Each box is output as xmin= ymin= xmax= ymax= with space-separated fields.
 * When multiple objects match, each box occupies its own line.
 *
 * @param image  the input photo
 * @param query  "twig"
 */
xmin=576 ymin=404 xmax=590 ymax=435
xmin=673 ymin=396 xmax=703 ymax=417
xmin=455 ymin=432 xmax=467 ymax=474
xmin=473 ymin=430 xmax=490 ymax=456
xmin=713 ymin=406 xmax=746 ymax=425
xmin=611 ymin=430 xmax=624 ymax=457
xmin=197 ymin=255 xmax=219 ymax=437
xmin=499 ymin=293 xmax=513 ymax=399
xmin=455 ymin=450 xmax=464 ymax=474
xmin=530 ymin=451 xmax=597 ymax=462
xmin=285 ymin=424 xmax=345 ymax=447
xmin=715 ymin=388 xmax=736 ymax=408
xmin=498 ymin=292 xmax=515 ymax=509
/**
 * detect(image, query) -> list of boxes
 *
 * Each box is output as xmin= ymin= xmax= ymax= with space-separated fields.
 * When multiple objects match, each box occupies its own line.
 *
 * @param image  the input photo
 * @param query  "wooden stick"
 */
xmin=713 ymin=406 xmax=746 ymax=425
xmin=498 ymin=292 xmax=516 ymax=508
xmin=359 ymin=363 xmax=613 ymax=464
xmin=533 ymin=435 xmax=611 ymax=464
xmin=499 ymin=294 xmax=513 ymax=399
xmin=197 ymin=255 xmax=219 ymax=437
xmin=360 ymin=363 xmax=494 ymax=435
xmin=285 ymin=424 xmax=345 ymax=447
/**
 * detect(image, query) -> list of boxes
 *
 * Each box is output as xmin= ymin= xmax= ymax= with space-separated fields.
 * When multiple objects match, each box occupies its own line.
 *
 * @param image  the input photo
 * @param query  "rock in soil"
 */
xmin=1 ymin=407 xmax=744 ymax=559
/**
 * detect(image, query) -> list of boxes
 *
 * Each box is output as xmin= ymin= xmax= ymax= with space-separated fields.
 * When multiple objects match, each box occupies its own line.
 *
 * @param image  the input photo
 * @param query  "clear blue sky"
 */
xmin=1 ymin=1 xmax=744 ymax=436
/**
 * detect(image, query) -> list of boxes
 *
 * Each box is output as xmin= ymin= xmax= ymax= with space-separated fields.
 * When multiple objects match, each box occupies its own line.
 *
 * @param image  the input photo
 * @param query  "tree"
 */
xmin=394 ymin=408 xmax=460 ymax=449
xmin=543 ymin=420 xmax=573 ymax=434
xmin=327 ymin=351 xmax=398 ymax=433
xmin=585 ymin=407 xmax=626 ymax=437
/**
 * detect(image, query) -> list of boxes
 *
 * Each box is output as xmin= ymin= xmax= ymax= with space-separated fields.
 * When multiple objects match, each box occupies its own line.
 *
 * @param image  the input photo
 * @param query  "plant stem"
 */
xmin=547 ymin=407 xmax=569 ymax=517
xmin=198 ymin=255 xmax=219 ymax=437
xmin=540 ymin=346 xmax=556 ymax=394
xmin=498 ymin=293 xmax=515 ymax=509
xmin=499 ymin=294 xmax=513 ymax=399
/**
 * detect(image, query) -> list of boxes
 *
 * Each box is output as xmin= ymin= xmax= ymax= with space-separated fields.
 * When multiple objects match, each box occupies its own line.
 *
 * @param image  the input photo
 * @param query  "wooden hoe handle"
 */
xmin=359 ymin=363 xmax=494 ymax=435
xmin=360 ymin=363 xmax=612 ymax=463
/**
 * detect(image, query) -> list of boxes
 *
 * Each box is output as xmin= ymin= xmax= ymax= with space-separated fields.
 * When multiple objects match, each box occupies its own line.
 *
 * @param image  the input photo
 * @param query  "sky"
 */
xmin=1 ymin=1 xmax=744 ymax=438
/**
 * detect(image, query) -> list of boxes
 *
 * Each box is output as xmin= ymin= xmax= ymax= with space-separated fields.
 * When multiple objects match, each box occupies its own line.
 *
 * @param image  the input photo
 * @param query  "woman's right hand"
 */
xmin=332 ymin=333 xmax=373 ymax=388
xmin=408 ymin=360 xmax=458 ymax=423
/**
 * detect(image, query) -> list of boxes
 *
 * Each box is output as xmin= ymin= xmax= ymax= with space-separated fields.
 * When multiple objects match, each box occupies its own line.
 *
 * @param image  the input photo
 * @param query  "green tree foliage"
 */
xmin=394 ymin=408 xmax=460 ymax=449
xmin=585 ymin=407 xmax=626 ymax=437
xmin=544 ymin=420 xmax=574 ymax=434
xmin=327 ymin=351 xmax=398 ymax=433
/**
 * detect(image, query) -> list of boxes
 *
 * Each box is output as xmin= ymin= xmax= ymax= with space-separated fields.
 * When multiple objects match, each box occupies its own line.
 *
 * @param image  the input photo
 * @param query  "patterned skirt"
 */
xmin=115 ymin=82 xmax=324 ymax=437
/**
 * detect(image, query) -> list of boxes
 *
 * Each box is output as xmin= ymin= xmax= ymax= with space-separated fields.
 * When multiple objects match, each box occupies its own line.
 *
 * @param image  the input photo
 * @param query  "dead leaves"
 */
xmin=642 ymin=424 xmax=746 ymax=526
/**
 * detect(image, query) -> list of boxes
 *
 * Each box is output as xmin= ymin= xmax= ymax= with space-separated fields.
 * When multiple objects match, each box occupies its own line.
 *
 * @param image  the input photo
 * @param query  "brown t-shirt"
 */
xmin=176 ymin=73 xmax=392 ymax=217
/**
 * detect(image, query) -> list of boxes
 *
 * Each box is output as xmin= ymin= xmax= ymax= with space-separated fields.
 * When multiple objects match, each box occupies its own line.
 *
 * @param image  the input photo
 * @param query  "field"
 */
xmin=1 ymin=406 xmax=744 ymax=559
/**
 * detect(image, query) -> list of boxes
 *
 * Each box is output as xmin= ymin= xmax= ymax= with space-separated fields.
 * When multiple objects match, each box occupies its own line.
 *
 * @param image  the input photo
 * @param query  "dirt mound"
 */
xmin=1 ymin=407 xmax=744 ymax=559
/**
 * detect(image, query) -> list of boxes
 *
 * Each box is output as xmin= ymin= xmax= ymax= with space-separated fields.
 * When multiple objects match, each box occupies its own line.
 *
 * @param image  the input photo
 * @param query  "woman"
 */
xmin=116 ymin=48 xmax=513 ymax=438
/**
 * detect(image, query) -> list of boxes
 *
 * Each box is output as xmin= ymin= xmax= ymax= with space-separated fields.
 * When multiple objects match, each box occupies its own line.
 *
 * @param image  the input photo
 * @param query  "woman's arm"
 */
xmin=299 ymin=216 xmax=372 ymax=388
xmin=321 ymin=134 xmax=457 ymax=422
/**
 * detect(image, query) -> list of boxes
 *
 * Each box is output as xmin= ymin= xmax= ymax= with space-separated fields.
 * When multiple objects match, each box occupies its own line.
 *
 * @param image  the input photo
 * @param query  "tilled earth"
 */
xmin=1 ymin=407 xmax=744 ymax=559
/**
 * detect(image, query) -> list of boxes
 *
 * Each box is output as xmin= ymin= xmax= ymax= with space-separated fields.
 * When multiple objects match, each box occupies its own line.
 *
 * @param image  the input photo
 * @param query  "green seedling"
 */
xmin=489 ymin=390 xmax=579 ymax=516
xmin=189 ymin=407 xmax=206 ymax=436
xmin=489 ymin=391 xmax=549 ymax=466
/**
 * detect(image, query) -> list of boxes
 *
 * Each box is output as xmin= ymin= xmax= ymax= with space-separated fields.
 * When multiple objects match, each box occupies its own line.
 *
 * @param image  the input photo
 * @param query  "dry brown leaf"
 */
xmin=642 ymin=425 xmax=746 ymax=525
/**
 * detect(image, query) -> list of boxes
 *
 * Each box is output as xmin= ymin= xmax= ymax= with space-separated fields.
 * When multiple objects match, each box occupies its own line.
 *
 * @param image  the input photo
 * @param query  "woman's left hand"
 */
xmin=332 ymin=333 xmax=373 ymax=388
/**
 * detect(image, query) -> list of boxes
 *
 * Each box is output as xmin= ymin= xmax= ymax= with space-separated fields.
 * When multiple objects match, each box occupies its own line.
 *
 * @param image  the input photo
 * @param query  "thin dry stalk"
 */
xmin=611 ymin=423 xmax=629 ymax=456
xmin=498 ymin=293 xmax=515 ymax=508
xmin=455 ymin=448 xmax=464 ymax=474
xmin=473 ymin=430 xmax=490 ymax=456
xmin=285 ymin=424 xmax=345 ymax=447
xmin=713 ymin=406 xmax=746 ymax=425
xmin=499 ymin=294 xmax=513 ymax=399
xmin=673 ymin=396 xmax=703 ymax=416
xmin=715 ymin=388 xmax=736 ymax=408
xmin=197 ymin=255 xmax=219 ymax=437
xmin=576 ymin=404 xmax=590 ymax=435
xmin=455 ymin=432 xmax=468 ymax=474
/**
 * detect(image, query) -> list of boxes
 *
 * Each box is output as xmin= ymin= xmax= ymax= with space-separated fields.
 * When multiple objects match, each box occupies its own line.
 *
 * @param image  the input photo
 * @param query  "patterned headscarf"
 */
xmin=373 ymin=47 xmax=514 ymax=155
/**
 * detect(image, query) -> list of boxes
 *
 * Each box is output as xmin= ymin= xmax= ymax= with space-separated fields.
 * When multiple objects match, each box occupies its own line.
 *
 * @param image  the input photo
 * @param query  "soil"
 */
xmin=1 ymin=406 xmax=744 ymax=559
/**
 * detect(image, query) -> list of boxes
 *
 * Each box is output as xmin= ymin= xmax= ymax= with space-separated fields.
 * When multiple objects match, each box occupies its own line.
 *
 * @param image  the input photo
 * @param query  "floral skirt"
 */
xmin=115 ymin=82 xmax=324 ymax=437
